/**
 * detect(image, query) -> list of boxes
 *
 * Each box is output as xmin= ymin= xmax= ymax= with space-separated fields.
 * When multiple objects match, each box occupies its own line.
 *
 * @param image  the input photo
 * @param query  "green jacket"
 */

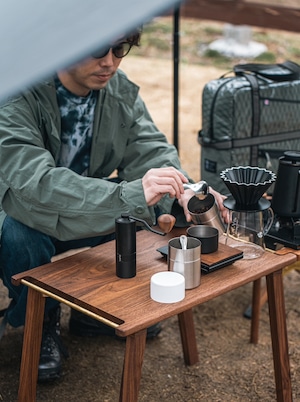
xmin=0 ymin=69 xmax=190 ymax=240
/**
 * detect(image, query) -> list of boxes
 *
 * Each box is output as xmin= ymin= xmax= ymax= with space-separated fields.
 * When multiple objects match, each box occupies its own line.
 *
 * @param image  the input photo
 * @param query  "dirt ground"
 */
xmin=0 ymin=56 xmax=300 ymax=402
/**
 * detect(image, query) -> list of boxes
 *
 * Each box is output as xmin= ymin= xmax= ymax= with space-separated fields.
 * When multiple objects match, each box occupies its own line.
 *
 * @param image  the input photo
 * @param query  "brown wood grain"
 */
xmin=17 ymin=288 xmax=45 ymax=402
xmin=14 ymin=227 xmax=296 ymax=402
xmin=201 ymin=242 xmax=243 ymax=266
xmin=12 ymin=227 xmax=296 ymax=338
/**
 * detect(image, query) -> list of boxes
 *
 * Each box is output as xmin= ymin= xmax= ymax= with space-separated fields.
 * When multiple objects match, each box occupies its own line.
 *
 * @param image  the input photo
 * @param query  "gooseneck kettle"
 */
xmin=271 ymin=151 xmax=300 ymax=217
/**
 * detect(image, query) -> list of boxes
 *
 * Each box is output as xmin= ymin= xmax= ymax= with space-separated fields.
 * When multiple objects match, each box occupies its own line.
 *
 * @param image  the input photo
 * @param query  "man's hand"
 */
xmin=142 ymin=167 xmax=189 ymax=206
xmin=177 ymin=189 xmax=195 ymax=223
xmin=178 ymin=187 xmax=229 ymax=224
xmin=209 ymin=187 xmax=229 ymax=223
xmin=142 ymin=168 xmax=229 ymax=224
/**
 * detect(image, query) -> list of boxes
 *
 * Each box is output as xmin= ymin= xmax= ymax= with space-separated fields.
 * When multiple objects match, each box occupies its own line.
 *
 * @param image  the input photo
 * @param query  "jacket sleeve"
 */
xmin=117 ymin=94 xmax=192 ymax=216
xmin=0 ymin=95 xmax=160 ymax=240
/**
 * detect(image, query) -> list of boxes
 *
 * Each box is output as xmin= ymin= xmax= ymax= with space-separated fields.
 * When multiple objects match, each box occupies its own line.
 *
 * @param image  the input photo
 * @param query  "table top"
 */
xmin=12 ymin=228 xmax=297 ymax=337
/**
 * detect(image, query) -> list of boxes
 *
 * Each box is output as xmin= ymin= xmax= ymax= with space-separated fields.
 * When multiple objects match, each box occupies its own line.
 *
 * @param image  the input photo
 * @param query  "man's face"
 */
xmin=58 ymin=46 xmax=124 ymax=96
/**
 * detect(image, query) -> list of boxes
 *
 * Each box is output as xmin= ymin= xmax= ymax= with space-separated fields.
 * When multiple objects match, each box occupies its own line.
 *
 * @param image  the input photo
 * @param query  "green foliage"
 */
xmin=143 ymin=19 xmax=173 ymax=35
xmin=204 ymin=49 xmax=229 ymax=61
xmin=254 ymin=52 xmax=276 ymax=63
xmin=203 ymin=25 xmax=223 ymax=36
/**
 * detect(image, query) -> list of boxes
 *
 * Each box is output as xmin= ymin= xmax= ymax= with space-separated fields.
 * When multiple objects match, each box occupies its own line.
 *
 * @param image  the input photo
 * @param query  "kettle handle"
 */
xmin=263 ymin=208 xmax=274 ymax=235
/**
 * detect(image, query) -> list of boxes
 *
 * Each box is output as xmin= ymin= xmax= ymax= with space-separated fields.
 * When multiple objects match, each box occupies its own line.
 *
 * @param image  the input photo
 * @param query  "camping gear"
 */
xmin=221 ymin=166 xmax=275 ymax=259
xmin=187 ymin=193 xmax=226 ymax=235
xmin=183 ymin=180 xmax=208 ymax=197
xmin=115 ymin=213 xmax=175 ymax=278
xmin=186 ymin=225 xmax=219 ymax=254
xmin=168 ymin=236 xmax=201 ymax=289
xmin=0 ymin=0 xmax=183 ymax=101
xmin=271 ymin=151 xmax=300 ymax=217
xmin=265 ymin=151 xmax=300 ymax=249
xmin=199 ymin=61 xmax=300 ymax=194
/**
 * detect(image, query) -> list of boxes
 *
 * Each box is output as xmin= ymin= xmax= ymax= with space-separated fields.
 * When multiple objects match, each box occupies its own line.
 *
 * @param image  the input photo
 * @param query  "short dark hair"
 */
xmin=126 ymin=27 xmax=142 ymax=47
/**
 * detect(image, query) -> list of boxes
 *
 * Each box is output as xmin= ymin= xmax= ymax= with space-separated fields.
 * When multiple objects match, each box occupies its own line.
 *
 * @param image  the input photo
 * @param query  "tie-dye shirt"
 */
xmin=55 ymin=76 xmax=98 ymax=175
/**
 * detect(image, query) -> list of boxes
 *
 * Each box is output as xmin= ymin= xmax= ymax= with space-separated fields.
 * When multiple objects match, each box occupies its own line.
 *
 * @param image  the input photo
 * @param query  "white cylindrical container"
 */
xmin=150 ymin=271 xmax=185 ymax=303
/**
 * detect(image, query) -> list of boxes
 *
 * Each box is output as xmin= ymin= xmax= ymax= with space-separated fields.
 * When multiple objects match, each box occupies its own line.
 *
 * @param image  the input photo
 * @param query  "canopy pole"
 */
xmin=173 ymin=6 xmax=180 ymax=151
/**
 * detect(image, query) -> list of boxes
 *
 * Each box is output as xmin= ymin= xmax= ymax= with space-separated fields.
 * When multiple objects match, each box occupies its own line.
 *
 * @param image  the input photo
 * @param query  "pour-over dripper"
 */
xmin=220 ymin=166 xmax=276 ymax=209
xmin=221 ymin=167 xmax=276 ymax=259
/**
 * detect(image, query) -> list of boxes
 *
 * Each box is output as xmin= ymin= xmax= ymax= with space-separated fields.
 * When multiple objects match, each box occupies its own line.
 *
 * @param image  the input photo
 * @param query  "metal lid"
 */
xmin=282 ymin=151 xmax=300 ymax=163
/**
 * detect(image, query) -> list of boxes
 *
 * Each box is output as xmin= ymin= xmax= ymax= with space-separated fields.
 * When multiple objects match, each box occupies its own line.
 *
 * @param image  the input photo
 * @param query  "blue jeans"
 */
xmin=0 ymin=216 xmax=115 ymax=327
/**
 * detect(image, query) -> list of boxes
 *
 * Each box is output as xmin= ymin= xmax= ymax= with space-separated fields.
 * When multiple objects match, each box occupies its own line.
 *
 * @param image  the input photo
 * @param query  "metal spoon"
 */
xmin=174 ymin=235 xmax=187 ymax=275
xmin=180 ymin=235 xmax=187 ymax=251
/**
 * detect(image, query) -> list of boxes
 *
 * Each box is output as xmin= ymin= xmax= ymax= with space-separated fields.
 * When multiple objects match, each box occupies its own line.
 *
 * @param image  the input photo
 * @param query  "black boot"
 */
xmin=38 ymin=306 xmax=68 ymax=382
xmin=69 ymin=309 xmax=162 ymax=340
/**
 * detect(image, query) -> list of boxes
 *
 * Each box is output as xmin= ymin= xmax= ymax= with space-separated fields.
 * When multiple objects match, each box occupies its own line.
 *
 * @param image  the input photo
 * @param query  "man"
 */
xmin=0 ymin=29 xmax=226 ymax=381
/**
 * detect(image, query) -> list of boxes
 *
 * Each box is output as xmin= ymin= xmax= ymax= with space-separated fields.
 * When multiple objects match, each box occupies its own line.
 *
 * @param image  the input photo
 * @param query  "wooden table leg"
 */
xmin=266 ymin=270 xmax=292 ymax=402
xmin=250 ymin=278 xmax=262 ymax=344
xmin=18 ymin=287 xmax=45 ymax=402
xmin=178 ymin=309 xmax=199 ymax=365
xmin=119 ymin=329 xmax=147 ymax=402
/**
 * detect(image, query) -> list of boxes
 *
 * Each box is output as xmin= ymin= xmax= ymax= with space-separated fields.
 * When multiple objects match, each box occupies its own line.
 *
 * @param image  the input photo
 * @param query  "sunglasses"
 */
xmin=91 ymin=42 xmax=132 ymax=59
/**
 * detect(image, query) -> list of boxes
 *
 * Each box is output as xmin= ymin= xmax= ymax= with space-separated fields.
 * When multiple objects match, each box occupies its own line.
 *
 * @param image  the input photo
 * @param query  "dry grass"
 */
xmin=130 ymin=15 xmax=300 ymax=69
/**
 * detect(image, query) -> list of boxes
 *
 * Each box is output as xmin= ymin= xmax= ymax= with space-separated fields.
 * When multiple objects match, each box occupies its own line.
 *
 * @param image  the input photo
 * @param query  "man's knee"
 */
xmin=0 ymin=216 xmax=55 ymax=275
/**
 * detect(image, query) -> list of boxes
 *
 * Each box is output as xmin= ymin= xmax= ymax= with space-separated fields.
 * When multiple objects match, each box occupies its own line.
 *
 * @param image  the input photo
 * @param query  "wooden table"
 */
xmin=12 ymin=228 xmax=297 ymax=402
xmin=247 ymin=247 xmax=300 ymax=342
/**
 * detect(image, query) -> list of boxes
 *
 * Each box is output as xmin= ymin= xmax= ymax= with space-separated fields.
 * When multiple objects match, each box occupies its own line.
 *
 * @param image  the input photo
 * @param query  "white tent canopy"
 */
xmin=0 ymin=0 xmax=182 ymax=101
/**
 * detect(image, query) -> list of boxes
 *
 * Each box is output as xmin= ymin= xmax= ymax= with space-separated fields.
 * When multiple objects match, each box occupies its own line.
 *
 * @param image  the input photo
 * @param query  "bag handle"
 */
xmin=233 ymin=60 xmax=300 ymax=82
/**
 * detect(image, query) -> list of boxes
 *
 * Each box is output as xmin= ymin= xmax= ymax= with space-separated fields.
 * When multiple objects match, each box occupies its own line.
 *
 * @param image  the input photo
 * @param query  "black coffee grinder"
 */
xmin=265 ymin=151 xmax=300 ymax=250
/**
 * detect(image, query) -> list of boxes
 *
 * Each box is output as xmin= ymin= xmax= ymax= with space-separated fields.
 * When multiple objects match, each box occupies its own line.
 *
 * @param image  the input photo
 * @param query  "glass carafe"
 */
xmin=226 ymin=208 xmax=274 ymax=259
